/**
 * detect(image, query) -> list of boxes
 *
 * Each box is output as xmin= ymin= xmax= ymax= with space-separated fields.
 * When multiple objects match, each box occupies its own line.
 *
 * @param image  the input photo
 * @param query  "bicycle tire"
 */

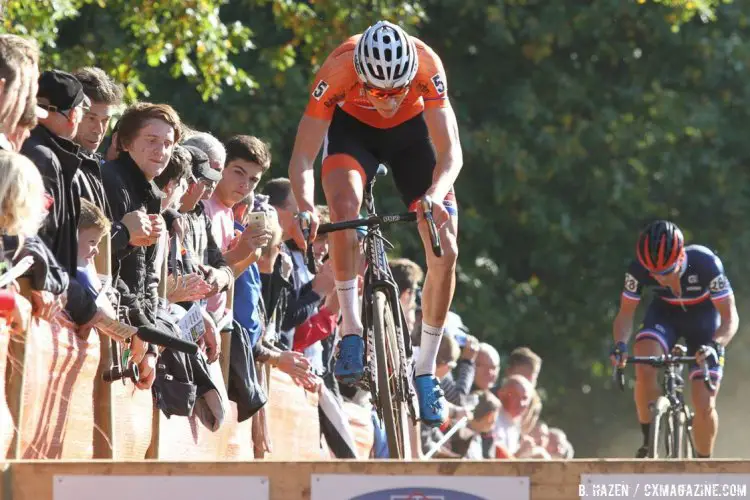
xmin=682 ymin=410 xmax=696 ymax=458
xmin=648 ymin=396 xmax=672 ymax=458
xmin=671 ymin=408 xmax=685 ymax=458
xmin=372 ymin=290 xmax=411 ymax=459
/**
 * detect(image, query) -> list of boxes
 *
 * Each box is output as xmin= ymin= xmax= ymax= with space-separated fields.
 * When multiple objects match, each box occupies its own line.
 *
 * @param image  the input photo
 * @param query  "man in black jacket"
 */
xmin=21 ymin=69 xmax=98 ymax=326
xmin=71 ymin=67 xmax=154 ymax=257
xmin=101 ymin=102 xmax=182 ymax=389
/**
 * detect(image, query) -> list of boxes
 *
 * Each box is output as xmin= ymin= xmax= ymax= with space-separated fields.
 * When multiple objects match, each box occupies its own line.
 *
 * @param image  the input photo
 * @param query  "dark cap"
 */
xmin=183 ymin=144 xmax=221 ymax=182
xmin=37 ymin=70 xmax=89 ymax=113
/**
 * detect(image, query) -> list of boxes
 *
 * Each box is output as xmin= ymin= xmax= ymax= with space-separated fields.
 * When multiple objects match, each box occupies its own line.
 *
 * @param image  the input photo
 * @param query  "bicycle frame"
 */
xmin=358 ymin=170 xmax=416 ymax=424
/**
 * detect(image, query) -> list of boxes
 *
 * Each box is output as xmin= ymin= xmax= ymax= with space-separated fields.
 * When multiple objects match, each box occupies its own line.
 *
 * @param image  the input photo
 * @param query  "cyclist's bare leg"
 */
xmin=691 ymin=378 xmax=720 ymax=457
xmin=322 ymin=160 xmax=365 ymax=338
xmin=415 ymin=213 xmax=459 ymax=376
xmin=633 ymin=338 xmax=663 ymax=450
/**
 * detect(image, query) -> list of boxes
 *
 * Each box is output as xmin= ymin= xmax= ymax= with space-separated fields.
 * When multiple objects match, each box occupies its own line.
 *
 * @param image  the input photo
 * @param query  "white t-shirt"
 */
xmin=494 ymin=409 xmax=521 ymax=455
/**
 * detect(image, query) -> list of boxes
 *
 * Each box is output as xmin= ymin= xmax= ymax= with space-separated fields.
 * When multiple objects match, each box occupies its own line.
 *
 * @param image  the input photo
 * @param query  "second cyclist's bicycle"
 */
xmin=613 ymin=344 xmax=716 ymax=459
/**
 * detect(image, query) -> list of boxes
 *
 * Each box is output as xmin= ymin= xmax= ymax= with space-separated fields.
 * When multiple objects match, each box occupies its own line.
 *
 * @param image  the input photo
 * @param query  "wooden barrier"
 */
xmin=0 ymin=320 xmax=12 ymax=457
xmin=92 ymin=232 xmax=113 ymax=459
xmin=265 ymin=369 xmax=323 ymax=460
xmin=110 ymin=379 xmax=153 ymax=460
xmin=5 ymin=314 xmax=100 ymax=459
xmin=2 ymin=311 xmax=357 ymax=462
xmin=6 ymin=460 xmax=750 ymax=500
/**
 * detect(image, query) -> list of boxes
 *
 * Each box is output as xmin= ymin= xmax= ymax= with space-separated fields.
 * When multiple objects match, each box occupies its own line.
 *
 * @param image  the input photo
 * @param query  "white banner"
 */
xmin=53 ymin=475 xmax=269 ymax=500
xmin=311 ymin=474 xmax=529 ymax=500
xmin=580 ymin=474 xmax=750 ymax=499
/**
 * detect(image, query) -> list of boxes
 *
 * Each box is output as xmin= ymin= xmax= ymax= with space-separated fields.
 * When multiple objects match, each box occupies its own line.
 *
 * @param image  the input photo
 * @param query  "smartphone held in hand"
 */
xmin=247 ymin=211 xmax=267 ymax=233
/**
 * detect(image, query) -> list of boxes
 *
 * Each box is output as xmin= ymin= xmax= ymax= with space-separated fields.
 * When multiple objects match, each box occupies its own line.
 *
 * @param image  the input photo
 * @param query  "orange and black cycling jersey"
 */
xmin=304 ymin=35 xmax=450 ymax=129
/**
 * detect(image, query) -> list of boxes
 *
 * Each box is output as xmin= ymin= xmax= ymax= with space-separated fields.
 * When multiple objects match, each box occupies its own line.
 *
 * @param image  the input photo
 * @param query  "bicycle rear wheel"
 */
xmin=648 ymin=396 xmax=673 ymax=458
xmin=372 ymin=290 xmax=412 ymax=459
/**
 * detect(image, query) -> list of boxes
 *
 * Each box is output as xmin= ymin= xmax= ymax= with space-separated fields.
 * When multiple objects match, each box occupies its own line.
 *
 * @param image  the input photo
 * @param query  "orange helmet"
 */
xmin=636 ymin=220 xmax=684 ymax=274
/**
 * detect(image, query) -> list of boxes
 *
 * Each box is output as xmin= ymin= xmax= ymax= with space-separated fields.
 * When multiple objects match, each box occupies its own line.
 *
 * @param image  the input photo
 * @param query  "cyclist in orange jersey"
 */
xmin=288 ymin=20 xmax=463 ymax=427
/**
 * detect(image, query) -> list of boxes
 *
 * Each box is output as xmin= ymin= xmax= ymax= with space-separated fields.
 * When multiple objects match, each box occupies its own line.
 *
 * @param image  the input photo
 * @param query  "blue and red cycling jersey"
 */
xmin=620 ymin=244 xmax=732 ymax=381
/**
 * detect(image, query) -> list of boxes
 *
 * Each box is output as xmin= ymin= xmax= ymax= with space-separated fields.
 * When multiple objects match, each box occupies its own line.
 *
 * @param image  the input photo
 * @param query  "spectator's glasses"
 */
xmin=200 ymin=179 xmax=217 ymax=190
xmin=364 ymin=84 xmax=410 ymax=99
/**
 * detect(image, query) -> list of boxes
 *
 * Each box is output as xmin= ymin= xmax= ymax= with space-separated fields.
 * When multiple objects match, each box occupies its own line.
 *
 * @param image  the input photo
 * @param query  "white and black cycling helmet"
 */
xmin=354 ymin=20 xmax=418 ymax=90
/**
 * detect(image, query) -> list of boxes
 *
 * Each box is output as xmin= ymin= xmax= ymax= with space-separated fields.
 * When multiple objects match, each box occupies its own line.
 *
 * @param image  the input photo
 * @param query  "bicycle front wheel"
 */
xmin=372 ymin=290 xmax=412 ymax=459
xmin=648 ymin=396 xmax=673 ymax=458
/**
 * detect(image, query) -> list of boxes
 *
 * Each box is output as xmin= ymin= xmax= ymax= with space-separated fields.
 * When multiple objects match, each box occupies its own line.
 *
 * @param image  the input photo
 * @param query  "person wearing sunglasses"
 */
xmin=609 ymin=220 xmax=739 ymax=459
xmin=287 ymin=20 xmax=463 ymax=428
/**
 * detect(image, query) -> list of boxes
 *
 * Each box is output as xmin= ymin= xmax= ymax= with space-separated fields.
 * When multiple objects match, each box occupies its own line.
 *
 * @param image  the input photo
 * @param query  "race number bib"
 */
xmin=709 ymin=274 xmax=728 ymax=293
xmin=624 ymin=273 xmax=639 ymax=294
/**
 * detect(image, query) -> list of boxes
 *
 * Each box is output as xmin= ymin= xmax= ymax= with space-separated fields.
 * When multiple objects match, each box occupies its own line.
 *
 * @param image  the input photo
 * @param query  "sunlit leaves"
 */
xmin=2 ymin=0 xmax=254 ymax=101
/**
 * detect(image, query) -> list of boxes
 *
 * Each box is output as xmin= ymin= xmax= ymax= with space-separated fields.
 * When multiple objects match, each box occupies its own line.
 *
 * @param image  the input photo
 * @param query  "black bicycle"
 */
xmin=613 ymin=344 xmax=716 ymax=458
xmin=301 ymin=164 xmax=442 ymax=458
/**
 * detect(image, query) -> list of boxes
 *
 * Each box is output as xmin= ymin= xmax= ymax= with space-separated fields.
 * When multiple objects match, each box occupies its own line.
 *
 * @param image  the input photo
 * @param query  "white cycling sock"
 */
xmin=415 ymin=321 xmax=443 ymax=376
xmin=336 ymin=278 xmax=363 ymax=337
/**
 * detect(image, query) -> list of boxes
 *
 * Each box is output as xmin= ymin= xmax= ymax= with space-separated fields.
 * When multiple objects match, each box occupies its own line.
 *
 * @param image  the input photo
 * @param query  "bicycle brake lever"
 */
xmin=701 ymin=365 xmax=717 ymax=393
xmin=296 ymin=212 xmax=314 ymax=272
xmin=420 ymin=196 xmax=443 ymax=257
xmin=296 ymin=212 xmax=312 ymax=244
xmin=611 ymin=356 xmax=625 ymax=391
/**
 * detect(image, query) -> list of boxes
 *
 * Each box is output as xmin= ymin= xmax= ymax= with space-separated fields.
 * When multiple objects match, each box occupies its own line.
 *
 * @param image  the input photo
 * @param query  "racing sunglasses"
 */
xmin=363 ymin=84 xmax=410 ymax=99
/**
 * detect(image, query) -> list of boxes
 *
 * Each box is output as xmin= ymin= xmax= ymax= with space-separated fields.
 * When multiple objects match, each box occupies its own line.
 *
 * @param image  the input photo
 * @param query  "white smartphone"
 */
xmin=247 ymin=211 xmax=267 ymax=232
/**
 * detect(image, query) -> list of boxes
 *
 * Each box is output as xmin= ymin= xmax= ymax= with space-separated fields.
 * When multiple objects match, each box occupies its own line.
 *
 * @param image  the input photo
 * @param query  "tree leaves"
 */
xmin=3 ymin=0 xmax=254 ymax=101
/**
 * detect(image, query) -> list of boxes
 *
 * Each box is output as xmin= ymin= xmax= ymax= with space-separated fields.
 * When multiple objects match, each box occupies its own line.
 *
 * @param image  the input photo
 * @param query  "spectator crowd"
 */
xmin=0 ymin=33 xmax=573 ymax=460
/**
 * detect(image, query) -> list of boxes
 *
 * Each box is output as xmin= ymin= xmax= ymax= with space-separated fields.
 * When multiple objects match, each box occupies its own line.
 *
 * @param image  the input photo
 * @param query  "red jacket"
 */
xmin=293 ymin=306 xmax=338 ymax=352
xmin=0 ymin=290 xmax=16 ymax=319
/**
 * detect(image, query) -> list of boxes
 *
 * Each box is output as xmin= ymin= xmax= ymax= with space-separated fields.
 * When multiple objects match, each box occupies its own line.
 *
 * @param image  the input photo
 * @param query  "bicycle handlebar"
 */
xmin=297 ymin=196 xmax=443 ymax=258
xmin=612 ymin=354 xmax=717 ymax=393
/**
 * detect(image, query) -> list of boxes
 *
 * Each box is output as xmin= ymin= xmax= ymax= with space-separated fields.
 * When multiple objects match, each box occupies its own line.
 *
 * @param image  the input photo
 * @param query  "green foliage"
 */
xmin=2 ymin=0 xmax=253 ymax=101
xmin=645 ymin=0 xmax=732 ymax=26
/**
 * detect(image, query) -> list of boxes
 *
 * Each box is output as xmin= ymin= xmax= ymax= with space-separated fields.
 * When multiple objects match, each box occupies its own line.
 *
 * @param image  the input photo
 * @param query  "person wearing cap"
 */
xmin=21 ymin=69 xmax=104 ymax=328
xmin=182 ymin=131 xmax=226 ymax=200
xmin=175 ymin=143 xmax=233 ymax=305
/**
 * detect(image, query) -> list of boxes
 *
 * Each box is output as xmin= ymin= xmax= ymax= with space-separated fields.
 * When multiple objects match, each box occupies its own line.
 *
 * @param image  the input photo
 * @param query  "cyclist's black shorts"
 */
xmin=321 ymin=106 xmax=457 ymax=215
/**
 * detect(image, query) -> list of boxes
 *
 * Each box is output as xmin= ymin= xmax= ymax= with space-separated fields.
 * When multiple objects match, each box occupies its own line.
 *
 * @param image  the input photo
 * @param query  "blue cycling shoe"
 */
xmin=334 ymin=335 xmax=365 ymax=385
xmin=415 ymin=374 xmax=447 ymax=428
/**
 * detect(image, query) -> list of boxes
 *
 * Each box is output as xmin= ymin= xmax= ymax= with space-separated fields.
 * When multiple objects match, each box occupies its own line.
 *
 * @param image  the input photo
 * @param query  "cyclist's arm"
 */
xmin=424 ymin=105 xmax=463 ymax=204
xmin=289 ymin=115 xmax=330 ymax=214
xmin=712 ymin=293 xmax=739 ymax=347
xmin=613 ymin=295 xmax=639 ymax=345
xmin=706 ymin=257 xmax=737 ymax=347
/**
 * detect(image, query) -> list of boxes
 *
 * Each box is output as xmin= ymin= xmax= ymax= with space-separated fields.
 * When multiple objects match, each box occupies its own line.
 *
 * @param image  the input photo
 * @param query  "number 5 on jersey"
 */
xmin=312 ymin=80 xmax=329 ymax=100
xmin=431 ymin=73 xmax=446 ymax=94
